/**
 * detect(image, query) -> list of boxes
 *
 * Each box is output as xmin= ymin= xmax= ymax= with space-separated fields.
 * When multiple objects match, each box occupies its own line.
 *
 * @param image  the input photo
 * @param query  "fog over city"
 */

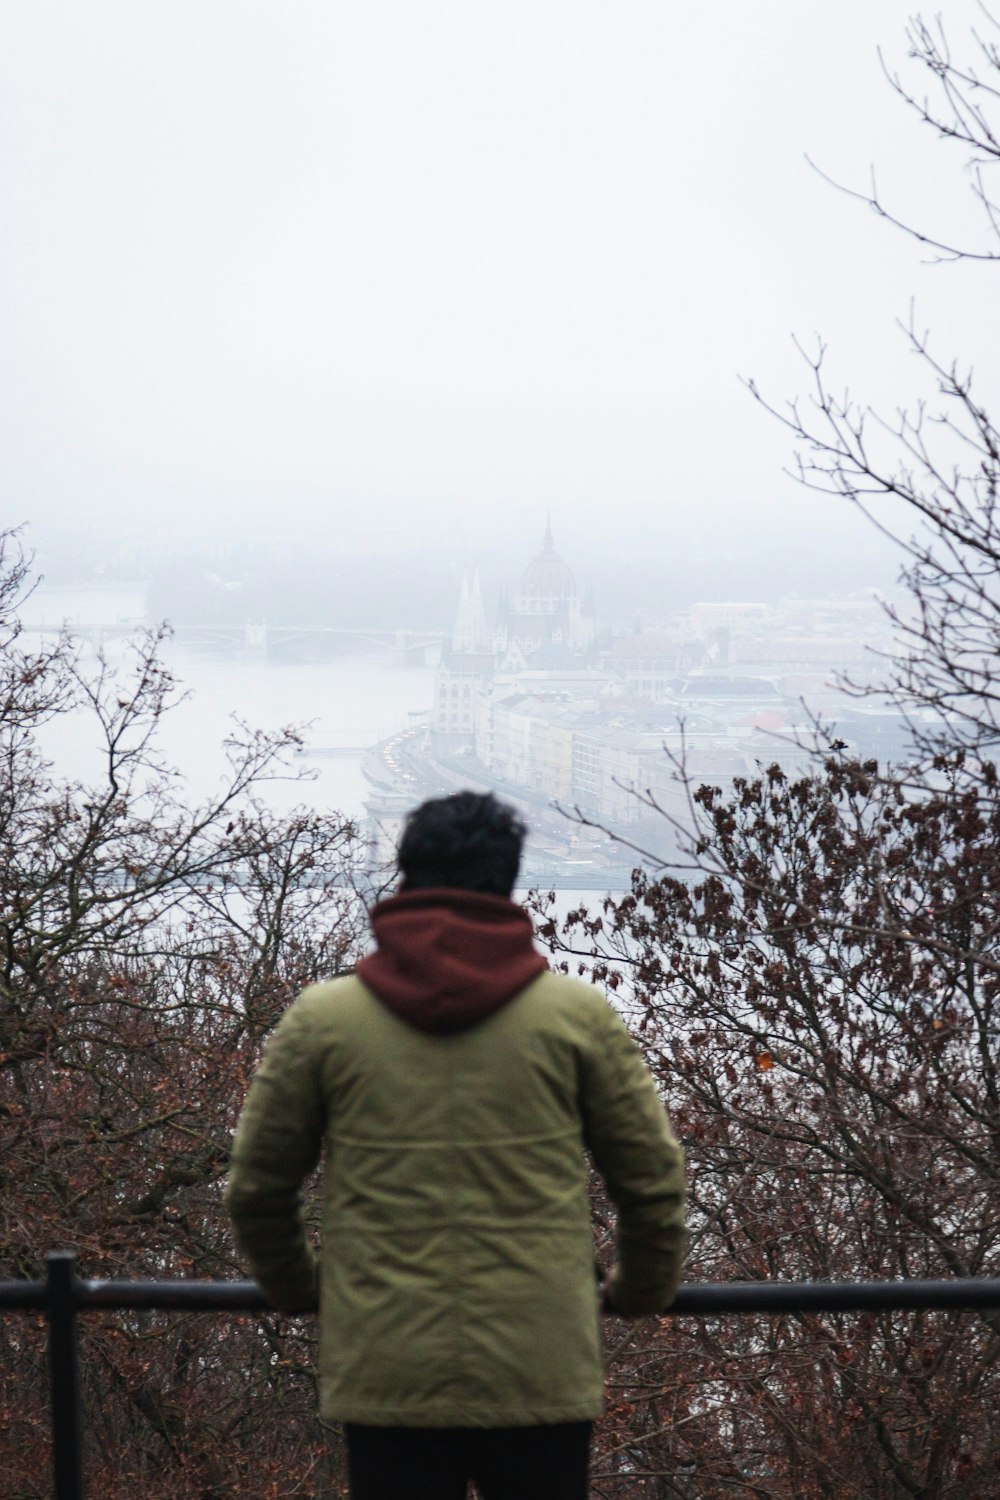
xmin=7 ymin=10 xmax=1000 ymax=1488
xmin=2 ymin=0 xmax=994 ymax=873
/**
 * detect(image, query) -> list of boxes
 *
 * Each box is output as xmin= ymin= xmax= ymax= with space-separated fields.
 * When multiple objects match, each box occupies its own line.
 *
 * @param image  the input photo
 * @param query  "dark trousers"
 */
xmin=344 ymin=1421 xmax=593 ymax=1500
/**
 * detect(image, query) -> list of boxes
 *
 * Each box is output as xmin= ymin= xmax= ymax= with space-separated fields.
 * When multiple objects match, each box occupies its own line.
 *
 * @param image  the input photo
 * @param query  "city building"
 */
xmin=494 ymin=519 xmax=595 ymax=666
xmin=418 ymin=565 xmax=915 ymax=859
xmin=431 ymin=523 xmax=597 ymax=750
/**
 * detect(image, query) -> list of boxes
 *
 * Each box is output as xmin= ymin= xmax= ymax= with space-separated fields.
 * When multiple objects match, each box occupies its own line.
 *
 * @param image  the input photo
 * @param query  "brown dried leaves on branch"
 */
xmin=0 ymin=532 xmax=367 ymax=1499
xmin=539 ymin=755 xmax=1000 ymax=1498
xmin=543 ymin=11 xmax=1000 ymax=1493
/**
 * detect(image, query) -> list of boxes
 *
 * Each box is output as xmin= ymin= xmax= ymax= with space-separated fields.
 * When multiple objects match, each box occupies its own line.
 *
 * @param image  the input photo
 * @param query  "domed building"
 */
xmin=430 ymin=521 xmax=596 ymax=747
xmin=495 ymin=520 xmax=595 ymax=667
xmin=514 ymin=522 xmax=578 ymax=614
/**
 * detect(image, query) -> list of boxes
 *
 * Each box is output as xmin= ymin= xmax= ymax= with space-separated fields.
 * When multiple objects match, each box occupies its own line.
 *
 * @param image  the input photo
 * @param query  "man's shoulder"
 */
xmin=518 ymin=969 xmax=623 ymax=1030
xmin=530 ymin=968 xmax=607 ymax=1001
xmin=285 ymin=972 xmax=371 ymax=1031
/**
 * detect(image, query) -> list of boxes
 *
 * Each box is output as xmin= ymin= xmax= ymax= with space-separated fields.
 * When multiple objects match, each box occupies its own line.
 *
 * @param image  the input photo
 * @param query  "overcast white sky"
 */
xmin=1 ymin=1 xmax=995 ymax=569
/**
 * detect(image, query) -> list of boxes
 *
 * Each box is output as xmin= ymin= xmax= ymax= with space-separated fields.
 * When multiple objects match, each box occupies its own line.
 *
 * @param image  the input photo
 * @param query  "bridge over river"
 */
xmin=170 ymin=621 xmax=442 ymax=663
xmin=22 ymin=610 xmax=443 ymax=664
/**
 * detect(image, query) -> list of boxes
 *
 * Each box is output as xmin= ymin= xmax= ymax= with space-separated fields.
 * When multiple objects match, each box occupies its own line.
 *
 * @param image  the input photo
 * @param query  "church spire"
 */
xmin=451 ymin=568 xmax=488 ymax=653
xmin=544 ymin=512 xmax=554 ymax=553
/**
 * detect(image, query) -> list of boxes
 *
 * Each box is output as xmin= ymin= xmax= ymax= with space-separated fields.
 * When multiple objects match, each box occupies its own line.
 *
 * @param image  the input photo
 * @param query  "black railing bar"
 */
xmin=671 ymin=1279 xmax=1000 ymax=1314
xmin=4 ymin=1276 xmax=1000 ymax=1316
xmin=0 ymin=1280 xmax=265 ymax=1312
xmin=9 ymin=1255 xmax=999 ymax=1500
xmin=81 ymin=1280 xmax=269 ymax=1311
xmin=0 ymin=1281 xmax=47 ymax=1309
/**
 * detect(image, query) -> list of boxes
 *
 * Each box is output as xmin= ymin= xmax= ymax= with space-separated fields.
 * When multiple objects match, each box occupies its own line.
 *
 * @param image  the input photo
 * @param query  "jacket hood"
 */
xmin=355 ymin=888 xmax=547 ymax=1034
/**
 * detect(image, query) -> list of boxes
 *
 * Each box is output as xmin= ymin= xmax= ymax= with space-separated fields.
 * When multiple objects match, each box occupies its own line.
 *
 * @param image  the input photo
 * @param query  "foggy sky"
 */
xmin=1 ymin=1 xmax=994 ymax=571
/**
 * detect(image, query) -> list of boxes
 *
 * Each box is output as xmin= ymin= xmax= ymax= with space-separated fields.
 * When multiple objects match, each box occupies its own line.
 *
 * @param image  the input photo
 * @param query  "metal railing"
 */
xmin=3 ymin=1251 xmax=1000 ymax=1500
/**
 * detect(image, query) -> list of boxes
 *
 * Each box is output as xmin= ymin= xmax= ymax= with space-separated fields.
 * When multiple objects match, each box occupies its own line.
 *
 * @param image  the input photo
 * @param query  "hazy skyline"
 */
xmin=2 ymin=1 xmax=993 ymax=573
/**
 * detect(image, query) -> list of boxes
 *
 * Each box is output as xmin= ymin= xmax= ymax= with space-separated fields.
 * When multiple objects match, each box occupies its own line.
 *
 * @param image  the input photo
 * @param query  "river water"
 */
xmin=18 ymin=584 xmax=629 ymax=913
xmin=18 ymin=583 xmax=435 ymax=820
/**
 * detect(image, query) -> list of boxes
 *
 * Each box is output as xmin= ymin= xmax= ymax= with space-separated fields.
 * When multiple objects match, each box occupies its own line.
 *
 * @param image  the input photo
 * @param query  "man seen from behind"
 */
xmin=226 ymin=790 xmax=686 ymax=1500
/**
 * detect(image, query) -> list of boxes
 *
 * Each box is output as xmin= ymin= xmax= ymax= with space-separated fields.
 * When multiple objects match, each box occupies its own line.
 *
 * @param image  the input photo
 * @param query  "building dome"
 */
xmin=515 ymin=521 xmax=578 ymax=610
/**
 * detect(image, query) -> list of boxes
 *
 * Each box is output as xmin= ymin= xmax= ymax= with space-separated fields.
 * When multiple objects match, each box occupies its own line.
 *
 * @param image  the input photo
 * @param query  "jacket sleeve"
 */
xmin=579 ymin=998 xmax=687 ymax=1316
xmin=224 ymin=996 xmax=326 ymax=1312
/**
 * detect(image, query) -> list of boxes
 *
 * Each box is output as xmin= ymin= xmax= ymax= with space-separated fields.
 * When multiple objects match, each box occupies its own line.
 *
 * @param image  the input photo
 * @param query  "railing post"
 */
xmin=47 ymin=1251 xmax=84 ymax=1500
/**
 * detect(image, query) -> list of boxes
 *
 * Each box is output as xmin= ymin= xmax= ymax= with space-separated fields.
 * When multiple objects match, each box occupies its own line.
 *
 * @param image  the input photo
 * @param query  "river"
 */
xmin=18 ymin=583 xmax=631 ymax=907
xmin=18 ymin=583 xmax=435 ymax=819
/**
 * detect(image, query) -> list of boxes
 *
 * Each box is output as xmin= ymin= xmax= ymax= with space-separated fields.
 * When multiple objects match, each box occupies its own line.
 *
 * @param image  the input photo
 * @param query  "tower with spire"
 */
xmin=451 ymin=569 xmax=488 ymax=653
xmin=431 ymin=569 xmax=493 ymax=746
xmin=431 ymin=519 xmax=596 ymax=749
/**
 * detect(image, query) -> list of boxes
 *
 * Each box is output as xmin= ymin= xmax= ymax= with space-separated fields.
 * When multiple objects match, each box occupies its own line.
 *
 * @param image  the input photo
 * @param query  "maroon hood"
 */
xmin=355 ymin=888 xmax=547 ymax=1034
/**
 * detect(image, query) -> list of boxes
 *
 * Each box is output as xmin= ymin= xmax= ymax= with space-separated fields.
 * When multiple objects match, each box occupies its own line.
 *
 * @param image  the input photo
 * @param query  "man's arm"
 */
xmin=579 ymin=999 xmax=687 ymax=1317
xmin=224 ymin=999 xmax=326 ymax=1312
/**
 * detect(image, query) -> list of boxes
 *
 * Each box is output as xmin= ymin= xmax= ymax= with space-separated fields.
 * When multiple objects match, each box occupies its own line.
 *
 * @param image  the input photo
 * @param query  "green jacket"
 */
xmin=226 ymin=898 xmax=686 ymax=1427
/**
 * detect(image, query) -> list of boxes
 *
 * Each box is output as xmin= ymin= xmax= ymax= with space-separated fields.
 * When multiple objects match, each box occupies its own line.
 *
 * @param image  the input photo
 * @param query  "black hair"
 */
xmin=397 ymin=791 xmax=526 ymax=897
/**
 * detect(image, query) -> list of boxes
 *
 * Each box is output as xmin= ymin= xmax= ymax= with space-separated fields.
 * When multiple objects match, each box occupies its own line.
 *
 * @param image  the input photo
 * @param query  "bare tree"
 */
xmin=748 ymin=9 xmax=1000 ymax=763
xmin=532 ymin=12 xmax=1000 ymax=1494
xmin=0 ymin=532 xmax=369 ymax=1499
xmin=535 ymin=754 xmax=1000 ymax=1497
